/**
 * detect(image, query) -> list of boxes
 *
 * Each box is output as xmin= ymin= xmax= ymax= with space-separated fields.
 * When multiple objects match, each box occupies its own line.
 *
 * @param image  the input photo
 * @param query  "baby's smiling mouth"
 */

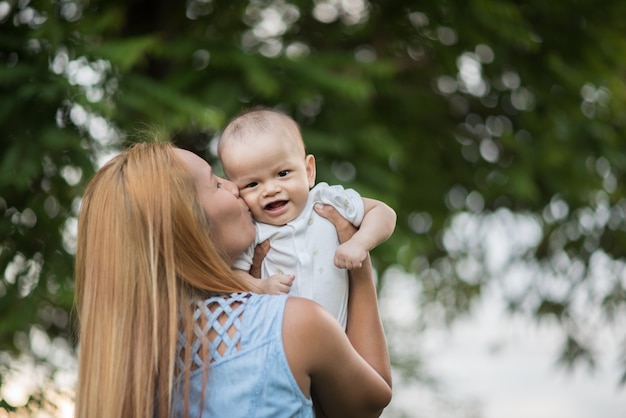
xmin=264 ymin=200 xmax=288 ymax=211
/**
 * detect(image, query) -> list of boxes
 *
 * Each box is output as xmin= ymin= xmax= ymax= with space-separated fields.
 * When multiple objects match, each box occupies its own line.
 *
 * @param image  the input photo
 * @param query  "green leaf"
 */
xmin=89 ymin=36 xmax=160 ymax=71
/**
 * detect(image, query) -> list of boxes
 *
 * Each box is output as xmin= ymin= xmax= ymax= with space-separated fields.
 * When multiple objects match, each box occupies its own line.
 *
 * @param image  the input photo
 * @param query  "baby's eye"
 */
xmin=278 ymin=170 xmax=288 ymax=177
xmin=245 ymin=182 xmax=258 ymax=189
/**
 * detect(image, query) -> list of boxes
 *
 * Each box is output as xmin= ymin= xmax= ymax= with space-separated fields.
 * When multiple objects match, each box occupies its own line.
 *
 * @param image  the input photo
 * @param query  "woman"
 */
xmin=74 ymin=141 xmax=392 ymax=418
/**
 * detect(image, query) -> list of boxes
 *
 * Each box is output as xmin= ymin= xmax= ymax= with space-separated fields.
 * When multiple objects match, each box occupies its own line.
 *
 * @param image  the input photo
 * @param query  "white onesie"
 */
xmin=232 ymin=182 xmax=365 ymax=329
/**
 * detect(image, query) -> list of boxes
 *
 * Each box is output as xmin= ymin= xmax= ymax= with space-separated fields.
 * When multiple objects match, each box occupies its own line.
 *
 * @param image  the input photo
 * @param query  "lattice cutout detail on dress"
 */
xmin=177 ymin=293 xmax=249 ymax=372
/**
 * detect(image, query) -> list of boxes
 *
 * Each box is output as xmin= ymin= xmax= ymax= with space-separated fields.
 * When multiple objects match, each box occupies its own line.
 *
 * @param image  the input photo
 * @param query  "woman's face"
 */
xmin=174 ymin=149 xmax=256 ymax=264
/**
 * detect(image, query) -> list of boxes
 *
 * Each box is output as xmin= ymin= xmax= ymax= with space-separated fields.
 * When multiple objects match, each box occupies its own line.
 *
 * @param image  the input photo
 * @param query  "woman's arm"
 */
xmin=316 ymin=202 xmax=392 ymax=386
xmin=282 ymin=204 xmax=392 ymax=418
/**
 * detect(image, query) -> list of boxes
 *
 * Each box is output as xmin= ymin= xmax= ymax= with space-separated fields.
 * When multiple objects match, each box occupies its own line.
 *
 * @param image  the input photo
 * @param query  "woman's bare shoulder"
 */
xmin=283 ymin=297 xmax=343 ymax=331
xmin=281 ymin=297 xmax=347 ymax=373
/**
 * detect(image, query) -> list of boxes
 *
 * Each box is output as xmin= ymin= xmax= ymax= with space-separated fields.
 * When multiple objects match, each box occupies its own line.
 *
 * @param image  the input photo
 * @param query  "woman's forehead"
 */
xmin=174 ymin=148 xmax=212 ymax=178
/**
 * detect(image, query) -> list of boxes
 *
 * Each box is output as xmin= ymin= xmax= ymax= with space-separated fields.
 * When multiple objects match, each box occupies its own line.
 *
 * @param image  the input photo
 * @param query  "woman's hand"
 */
xmin=314 ymin=203 xmax=357 ymax=244
xmin=249 ymin=240 xmax=270 ymax=278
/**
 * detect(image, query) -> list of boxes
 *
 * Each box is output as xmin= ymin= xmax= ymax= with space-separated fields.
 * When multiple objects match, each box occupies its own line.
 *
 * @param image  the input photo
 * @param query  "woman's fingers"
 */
xmin=314 ymin=203 xmax=357 ymax=243
xmin=249 ymin=240 xmax=270 ymax=278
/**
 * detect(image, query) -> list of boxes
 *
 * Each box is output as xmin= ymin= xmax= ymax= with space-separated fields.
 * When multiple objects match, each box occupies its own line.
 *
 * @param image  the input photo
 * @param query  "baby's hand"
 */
xmin=260 ymin=274 xmax=295 ymax=295
xmin=334 ymin=241 xmax=367 ymax=269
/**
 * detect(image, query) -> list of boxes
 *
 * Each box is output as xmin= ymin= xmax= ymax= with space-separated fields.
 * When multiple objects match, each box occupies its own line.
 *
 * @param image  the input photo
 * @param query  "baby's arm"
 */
xmin=233 ymin=240 xmax=294 ymax=294
xmin=234 ymin=268 xmax=295 ymax=295
xmin=333 ymin=198 xmax=396 ymax=269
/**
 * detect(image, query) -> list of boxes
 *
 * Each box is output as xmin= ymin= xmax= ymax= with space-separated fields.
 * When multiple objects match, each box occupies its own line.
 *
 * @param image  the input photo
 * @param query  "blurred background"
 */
xmin=1 ymin=0 xmax=625 ymax=417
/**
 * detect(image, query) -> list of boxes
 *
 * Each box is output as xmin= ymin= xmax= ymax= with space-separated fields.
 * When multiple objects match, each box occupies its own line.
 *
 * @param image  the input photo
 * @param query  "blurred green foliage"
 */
xmin=2 ymin=0 xmax=626 ymax=411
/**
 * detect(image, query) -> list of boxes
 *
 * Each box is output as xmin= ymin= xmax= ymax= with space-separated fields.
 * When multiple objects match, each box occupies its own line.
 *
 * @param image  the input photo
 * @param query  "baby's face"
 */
xmin=220 ymin=131 xmax=316 ymax=226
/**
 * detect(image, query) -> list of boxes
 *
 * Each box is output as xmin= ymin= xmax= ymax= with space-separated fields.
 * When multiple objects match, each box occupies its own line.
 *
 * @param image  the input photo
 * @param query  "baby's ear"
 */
xmin=305 ymin=154 xmax=316 ymax=187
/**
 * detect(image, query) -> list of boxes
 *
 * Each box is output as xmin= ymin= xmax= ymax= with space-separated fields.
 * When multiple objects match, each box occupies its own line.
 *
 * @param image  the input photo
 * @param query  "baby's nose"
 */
xmin=263 ymin=180 xmax=281 ymax=195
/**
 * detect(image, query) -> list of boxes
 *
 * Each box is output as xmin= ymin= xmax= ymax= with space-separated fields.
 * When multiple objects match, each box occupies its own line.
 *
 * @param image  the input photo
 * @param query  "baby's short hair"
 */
xmin=219 ymin=106 xmax=305 ymax=152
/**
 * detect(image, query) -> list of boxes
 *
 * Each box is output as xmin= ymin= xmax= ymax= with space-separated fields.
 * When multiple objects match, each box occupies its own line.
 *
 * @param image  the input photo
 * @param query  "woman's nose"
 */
xmin=221 ymin=178 xmax=240 ymax=196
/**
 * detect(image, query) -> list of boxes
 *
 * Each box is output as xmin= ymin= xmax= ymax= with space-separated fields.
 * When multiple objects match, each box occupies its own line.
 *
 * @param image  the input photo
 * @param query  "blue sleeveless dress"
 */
xmin=172 ymin=292 xmax=315 ymax=417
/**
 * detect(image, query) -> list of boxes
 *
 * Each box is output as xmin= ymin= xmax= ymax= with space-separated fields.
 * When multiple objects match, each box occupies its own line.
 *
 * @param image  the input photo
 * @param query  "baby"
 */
xmin=218 ymin=107 xmax=396 ymax=328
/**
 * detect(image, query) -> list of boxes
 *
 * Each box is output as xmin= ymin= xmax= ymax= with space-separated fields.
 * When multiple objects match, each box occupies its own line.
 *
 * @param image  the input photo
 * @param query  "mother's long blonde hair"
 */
xmin=74 ymin=142 xmax=249 ymax=418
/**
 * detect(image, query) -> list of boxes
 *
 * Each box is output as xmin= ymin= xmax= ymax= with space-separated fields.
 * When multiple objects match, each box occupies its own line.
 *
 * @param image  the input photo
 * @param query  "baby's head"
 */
xmin=218 ymin=108 xmax=316 ymax=226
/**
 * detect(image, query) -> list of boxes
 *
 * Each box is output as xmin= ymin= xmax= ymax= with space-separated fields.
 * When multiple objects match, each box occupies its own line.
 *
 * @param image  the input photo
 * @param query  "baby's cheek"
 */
xmin=239 ymin=193 xmax=255 ymax=208
xmin=246 ymin=198 xmax=260 ymax=212
xmin=242 ymin=196 xmax=263 ymax=217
